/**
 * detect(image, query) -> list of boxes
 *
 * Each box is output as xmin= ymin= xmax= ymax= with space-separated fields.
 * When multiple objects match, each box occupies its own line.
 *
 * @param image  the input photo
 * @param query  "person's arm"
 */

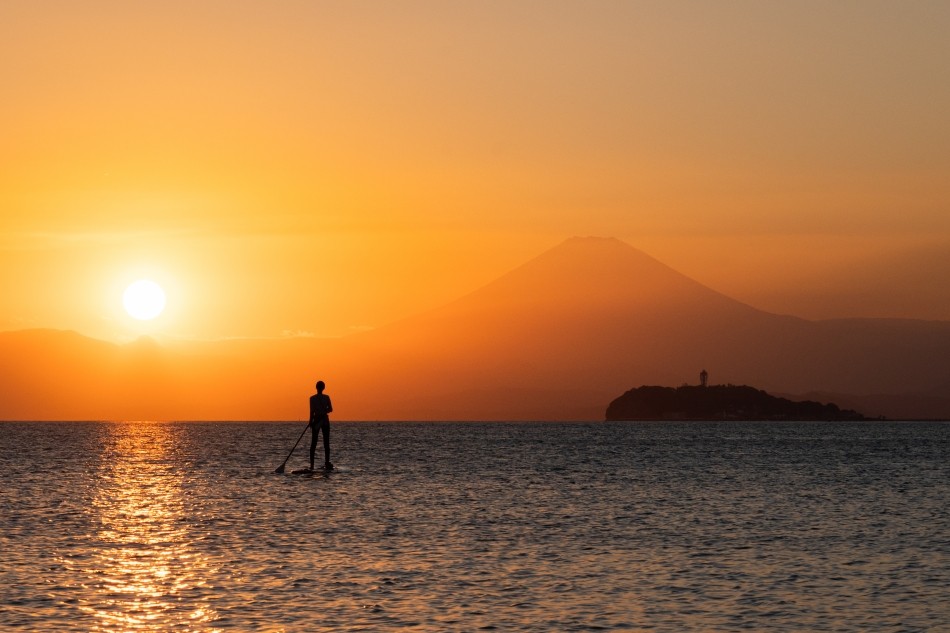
xmin=326 ymin=396 xmax=333 ymax=415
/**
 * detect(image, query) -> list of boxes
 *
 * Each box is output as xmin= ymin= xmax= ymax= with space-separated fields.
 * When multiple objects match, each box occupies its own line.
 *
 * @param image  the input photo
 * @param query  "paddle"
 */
xmin=274 ymin=421 xmax=310 ymax=474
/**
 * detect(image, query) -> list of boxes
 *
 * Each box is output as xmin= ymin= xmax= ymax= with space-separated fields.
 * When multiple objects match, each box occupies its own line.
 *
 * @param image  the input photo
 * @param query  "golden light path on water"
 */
xmin=3 ymin=421 xmax=948 ymax=631
xmin=80 ymin=423 xmax=219 ymax=632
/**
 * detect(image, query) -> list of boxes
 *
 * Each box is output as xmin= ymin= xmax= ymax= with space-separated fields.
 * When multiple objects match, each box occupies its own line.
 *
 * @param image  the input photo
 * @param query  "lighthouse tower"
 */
xmin=700 ymin=369 xmax=708 ymax=388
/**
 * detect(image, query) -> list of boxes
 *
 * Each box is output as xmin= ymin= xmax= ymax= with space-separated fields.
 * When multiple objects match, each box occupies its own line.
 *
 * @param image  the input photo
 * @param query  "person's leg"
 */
xmin=322 ymin=419 xmax=331 ymax=468
xmin=309 ymin=423 xmax=317 ymax=470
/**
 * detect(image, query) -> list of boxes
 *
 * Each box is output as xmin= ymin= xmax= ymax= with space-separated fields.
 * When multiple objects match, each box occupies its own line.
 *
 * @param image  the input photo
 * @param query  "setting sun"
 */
xmin=123 ymin=280 xmax=166 ymax=321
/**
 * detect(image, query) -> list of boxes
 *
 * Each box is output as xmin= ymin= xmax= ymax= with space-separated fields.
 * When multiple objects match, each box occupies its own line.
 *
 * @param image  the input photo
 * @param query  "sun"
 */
xmin=123 ymin=279 xmax=167 ymax=320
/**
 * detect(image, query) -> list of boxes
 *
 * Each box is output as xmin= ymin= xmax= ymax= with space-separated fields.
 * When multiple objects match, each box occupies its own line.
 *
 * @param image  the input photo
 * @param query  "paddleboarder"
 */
xmin=309 ymin=380 xmax=333 ymax=471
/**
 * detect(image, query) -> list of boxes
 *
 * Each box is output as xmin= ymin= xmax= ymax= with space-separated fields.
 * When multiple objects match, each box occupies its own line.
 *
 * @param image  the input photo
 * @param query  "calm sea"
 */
xmin=1 ymin=421 xmax=948 ymax=632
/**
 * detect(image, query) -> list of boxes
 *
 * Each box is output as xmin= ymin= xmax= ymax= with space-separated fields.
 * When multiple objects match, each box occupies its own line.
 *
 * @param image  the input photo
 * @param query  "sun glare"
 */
xmin=123 ymin=279 xmax=167 ymax=320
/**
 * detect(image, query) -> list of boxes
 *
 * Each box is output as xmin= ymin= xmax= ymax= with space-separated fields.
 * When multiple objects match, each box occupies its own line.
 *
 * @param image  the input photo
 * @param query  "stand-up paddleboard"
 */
xmin=290 ymin=465 xmax=335 ymax=475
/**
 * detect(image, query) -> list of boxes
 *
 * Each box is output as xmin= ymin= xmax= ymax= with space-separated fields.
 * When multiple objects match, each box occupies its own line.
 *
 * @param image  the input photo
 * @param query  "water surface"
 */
xmin=2 ymin=421 xmax=948 ymax=631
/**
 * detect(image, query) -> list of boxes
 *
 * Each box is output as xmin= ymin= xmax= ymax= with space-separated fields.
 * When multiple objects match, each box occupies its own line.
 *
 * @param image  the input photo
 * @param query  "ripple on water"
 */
xmin=1 ymin=421 xmax=949 ymax=631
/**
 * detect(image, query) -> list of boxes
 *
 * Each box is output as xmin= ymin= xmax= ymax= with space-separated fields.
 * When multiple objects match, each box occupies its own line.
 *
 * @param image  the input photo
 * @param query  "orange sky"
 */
xmin=3 ymin=1 xmax=949 ymax=343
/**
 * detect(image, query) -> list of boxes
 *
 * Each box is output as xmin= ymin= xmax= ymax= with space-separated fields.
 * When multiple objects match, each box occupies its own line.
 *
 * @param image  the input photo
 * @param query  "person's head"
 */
xmin=316 ymin=380 xmax=325 ymax=393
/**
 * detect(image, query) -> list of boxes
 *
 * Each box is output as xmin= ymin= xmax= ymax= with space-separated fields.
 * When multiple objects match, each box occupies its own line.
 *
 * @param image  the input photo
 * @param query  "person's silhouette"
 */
xmin=309 ymin=380 xmax=333 ymax=471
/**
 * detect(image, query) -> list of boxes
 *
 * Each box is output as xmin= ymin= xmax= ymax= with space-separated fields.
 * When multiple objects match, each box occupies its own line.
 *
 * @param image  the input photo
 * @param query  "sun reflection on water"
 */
xmin=80 ymin=422 xmax=220 ymax=632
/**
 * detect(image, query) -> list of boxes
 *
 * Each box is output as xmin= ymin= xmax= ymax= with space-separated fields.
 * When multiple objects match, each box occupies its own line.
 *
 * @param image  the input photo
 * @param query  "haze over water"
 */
xmin=2 ymin=420 xmax=948 ymax=632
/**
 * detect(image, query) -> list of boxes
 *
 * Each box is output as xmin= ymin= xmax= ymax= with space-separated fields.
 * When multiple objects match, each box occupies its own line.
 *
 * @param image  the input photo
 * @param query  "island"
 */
xmin=605 ymin=383 xmax=867 ymax=421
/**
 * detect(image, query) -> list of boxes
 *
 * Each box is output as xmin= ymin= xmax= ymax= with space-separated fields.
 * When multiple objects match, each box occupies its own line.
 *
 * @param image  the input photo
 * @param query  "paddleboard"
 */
xmin=290 ymin=466 xmax=334 ymax=475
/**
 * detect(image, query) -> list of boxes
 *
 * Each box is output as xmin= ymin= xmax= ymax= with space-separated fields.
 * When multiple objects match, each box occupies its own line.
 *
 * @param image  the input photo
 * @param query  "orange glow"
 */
xmin=2 ymin=3 xmax=950 ymax=420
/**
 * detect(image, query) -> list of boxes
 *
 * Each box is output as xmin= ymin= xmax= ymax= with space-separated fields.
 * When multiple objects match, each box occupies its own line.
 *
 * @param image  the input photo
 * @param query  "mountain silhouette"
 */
xmin=336 ymin=236 xmax=950 ymax=419
xmin=3 ymin=237 xmax=950 ymax=420
xmin=343 ymin=237 xmax=785 ymax=418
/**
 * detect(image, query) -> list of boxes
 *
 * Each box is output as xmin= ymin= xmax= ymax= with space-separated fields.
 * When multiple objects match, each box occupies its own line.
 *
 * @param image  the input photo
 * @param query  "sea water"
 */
xmin=1 ymin=421 xmax=948 ymax=632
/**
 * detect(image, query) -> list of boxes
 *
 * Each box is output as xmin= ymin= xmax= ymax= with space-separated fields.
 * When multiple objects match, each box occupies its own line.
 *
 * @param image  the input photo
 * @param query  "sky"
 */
xmin=2 ymin=1 xmax=949 ymax=343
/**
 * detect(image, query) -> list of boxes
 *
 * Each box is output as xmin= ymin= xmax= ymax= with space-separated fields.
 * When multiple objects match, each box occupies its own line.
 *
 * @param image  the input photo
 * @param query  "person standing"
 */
xmin=309 ymin=380 xmax=333 ymax=471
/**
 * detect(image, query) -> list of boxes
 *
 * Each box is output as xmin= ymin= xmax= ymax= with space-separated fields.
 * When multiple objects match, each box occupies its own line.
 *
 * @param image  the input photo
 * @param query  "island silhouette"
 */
xmin=606 ymin=382 xmax=867 ymax=421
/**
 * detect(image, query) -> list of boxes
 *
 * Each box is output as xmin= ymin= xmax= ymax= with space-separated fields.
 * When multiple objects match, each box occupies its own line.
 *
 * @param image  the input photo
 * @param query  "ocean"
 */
xmin=1 ymin=421 xmax=948 ymax=632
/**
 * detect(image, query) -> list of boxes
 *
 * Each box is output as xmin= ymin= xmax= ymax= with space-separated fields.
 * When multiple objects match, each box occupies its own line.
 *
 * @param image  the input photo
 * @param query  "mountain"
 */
xmin=347 ymin=236 xmax=950 ymax=419
xmin=2 ymin=237 xmax=950 ymax=420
